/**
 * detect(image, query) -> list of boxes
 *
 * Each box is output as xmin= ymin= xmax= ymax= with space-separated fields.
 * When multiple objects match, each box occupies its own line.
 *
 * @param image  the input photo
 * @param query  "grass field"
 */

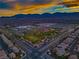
xmin=23 ymin=28 xmax=59 ymax=44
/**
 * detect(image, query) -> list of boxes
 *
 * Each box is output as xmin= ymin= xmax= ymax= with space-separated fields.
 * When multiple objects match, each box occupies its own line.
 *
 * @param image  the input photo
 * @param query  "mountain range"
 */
xmin=0 ymin=12 xmax=79 ymax=26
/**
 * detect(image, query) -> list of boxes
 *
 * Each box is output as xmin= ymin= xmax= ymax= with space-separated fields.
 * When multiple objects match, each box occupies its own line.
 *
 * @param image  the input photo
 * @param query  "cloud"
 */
xmin=0 ymin=0 xmax=79 ymax=16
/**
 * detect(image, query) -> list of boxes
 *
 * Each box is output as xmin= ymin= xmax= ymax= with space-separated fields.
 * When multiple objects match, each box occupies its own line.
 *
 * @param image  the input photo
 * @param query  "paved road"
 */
xmin=21 ymin=28 xmax=75 ymax=59
xmin=2 ymin=26 xmax=79 ymax=59
xmin=38 ymin=29 xmax=75 ymax=56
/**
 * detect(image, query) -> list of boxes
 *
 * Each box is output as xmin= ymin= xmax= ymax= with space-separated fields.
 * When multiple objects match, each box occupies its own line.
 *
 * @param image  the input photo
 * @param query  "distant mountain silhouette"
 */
xmin=0 ymin=12 xmax=79 ymax=26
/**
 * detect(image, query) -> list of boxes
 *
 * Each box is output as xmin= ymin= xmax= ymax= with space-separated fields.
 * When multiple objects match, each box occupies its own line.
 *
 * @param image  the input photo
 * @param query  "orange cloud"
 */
xmin=0 ymin=0 xmax=79 ymax=16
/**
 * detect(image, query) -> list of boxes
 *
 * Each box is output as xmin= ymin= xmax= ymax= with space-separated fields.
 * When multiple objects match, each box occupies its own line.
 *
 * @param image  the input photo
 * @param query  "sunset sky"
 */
xmin=0 ymin=0 xmax=79 ymax=16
